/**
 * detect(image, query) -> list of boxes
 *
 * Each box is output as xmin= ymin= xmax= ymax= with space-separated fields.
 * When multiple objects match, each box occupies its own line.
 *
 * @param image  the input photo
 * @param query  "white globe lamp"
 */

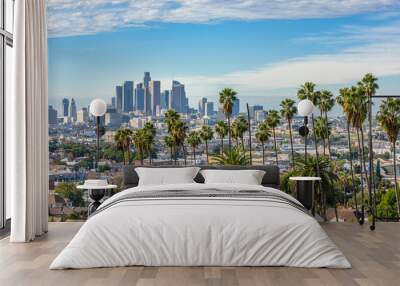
xmin=297 ymin=99 xmax=314 ymax=117
xmin=89 ymin=99 xmax=107 ymax=117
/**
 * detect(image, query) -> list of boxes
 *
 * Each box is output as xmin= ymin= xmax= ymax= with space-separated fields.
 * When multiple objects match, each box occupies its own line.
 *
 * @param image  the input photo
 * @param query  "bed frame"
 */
xmin=122 ymin=165 xmax=280 ymax=189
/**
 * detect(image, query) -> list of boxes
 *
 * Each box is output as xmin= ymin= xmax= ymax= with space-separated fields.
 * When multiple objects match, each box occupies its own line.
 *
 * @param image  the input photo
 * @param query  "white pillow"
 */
xmin=135 ymin=167 xmax=200 ymax=186
xmin=200 ymin=169 xmax=266 ymax=185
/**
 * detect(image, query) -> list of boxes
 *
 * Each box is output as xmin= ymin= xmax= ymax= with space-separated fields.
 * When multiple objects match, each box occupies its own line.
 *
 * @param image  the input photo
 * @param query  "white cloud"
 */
xmin=169 ymin=21 xmax=400 ymax=97
xmin=46 ymin=0 xmax=400 ymax=37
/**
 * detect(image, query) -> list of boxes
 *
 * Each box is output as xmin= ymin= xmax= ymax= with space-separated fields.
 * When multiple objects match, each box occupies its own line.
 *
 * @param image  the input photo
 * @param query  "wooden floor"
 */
xmin=0 ymin=222 xmax=399 ymax=286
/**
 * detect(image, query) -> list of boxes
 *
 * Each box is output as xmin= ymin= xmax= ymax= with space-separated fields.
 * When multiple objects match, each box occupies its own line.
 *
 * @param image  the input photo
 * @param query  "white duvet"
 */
xmin=50 ymin=183 xmax=351 ymax=269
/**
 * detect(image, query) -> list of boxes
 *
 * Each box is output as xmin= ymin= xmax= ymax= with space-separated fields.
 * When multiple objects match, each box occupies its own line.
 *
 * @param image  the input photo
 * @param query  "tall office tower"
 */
xmin=135 ymin=83 xmax=145 ymax=112
xmin=198 ymin=97 xmax=207 ymax=116
xmin=111 ymin=96 xmax=116 ymax=108
xmin=149 ymin=80 xmax=161 ymax=116
xmin=205 ymin=101 xmax=214 ymax=117
xmin=123 ymin=81 xmax=134 ymax=112
xmin=62 ymin=98 xmax=69 ymax=116
xmin=232 ymin=98 xmax=240 ymax=116
xmin=116 ymin=85 xmax=123 ymax=112
xmin=249 ymin=104 xmax=263 ymax=119
xmin=69 ymin=98 xmax=77 ymax=122
xmin=160 ymin=90 xmax=170 ymax=109
xmin=170 ymin=80 xmax=188 ymax=114
xmin=143 ymin=72 xmax=151 ymax=88
xmin=76 ymin=107 xmax=89 ymax=124
xmin=48 ymin=105 xmax=58 ymax=125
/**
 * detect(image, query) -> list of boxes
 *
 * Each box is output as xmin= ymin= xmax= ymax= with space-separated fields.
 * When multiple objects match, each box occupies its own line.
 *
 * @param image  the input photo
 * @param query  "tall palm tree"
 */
xmin=266 ymin=109 xmax=280 ymax=166
xmin=164 ymin=135 xmax=174 ymax=164
xmin=232 ymin=115 xmax=248 ymax=150
xmin=215 ymin=120 xmax=228 ymax=153
xmin=256 ymin=122 xmax=271 ymax=165
xmin=200 ymin=125 xmax=213 ymax=163
xmin=318 ymin=90 xmax=335 ymax=156
xmin=172 ymin=120 xmax=188 ymax=165
xmin=114 ymin=128 xmax=133 ymax=165
xmin=337 ymin=87 xmax=358 ymax=210
xmin=219 ymin=88 xmax=238 ymax=151
xmin=280 ymin=98 xmax=297 ymax=168
xmin=144 ymin=121 xmax=156 ymax=164
xmin=164 ymin=109 xmax=181 ymax=164
xmin=187 ymin=131 xmax=202 ymax=165
xmin=314 ymin=117 xmax=331 ymax=154
xmin=359 ymin=73 xmax=379 ymax=216
xmin=376 ymin=98 xmax=400 ymax=217
xmin=132 ymin=128 xmax=147 ymax=165
xmin=346 ymin=85 xmax=369 ymax=222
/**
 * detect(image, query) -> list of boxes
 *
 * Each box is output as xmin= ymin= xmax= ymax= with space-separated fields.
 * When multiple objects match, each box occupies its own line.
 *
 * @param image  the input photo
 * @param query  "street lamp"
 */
xmin=297 ymin=99 xmax=314 ymax=162
xmin=89 ymin=99 xmax=107 ymax=170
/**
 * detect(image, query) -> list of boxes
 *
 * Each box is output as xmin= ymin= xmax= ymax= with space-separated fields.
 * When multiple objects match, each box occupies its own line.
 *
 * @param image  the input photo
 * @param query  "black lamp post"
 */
xmin=298 ymin=99 xmax=314 ymax=162
xmin=89 ymin=99 xmax=107 ymax=170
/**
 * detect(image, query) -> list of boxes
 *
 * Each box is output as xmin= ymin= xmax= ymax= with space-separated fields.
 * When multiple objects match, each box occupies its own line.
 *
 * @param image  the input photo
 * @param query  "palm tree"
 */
xmin=213 ymin=146 xmax=250 ymax=166
xmin=346 ymin=85 xmax=369 ymax=222
xmin=187 ymin=131 xmax=202 ymax=165
xmin=337 ymin=87 xmax=358 ymax=209
xmin=376 ymin=98 xmax=400 ymax=217
xmin=215 ymin=120 xmax=228 ymax=153
xmin=266 ymin=109 xmax=280 ymax=166
xmin=256 ymin=122 xmax=271 ymax=165
xmin=114 ymin=128 xmax=133 ymax=165
xmin=280 ymin=98 xmax=297 ymax=167
xmin=314 ymin=117 xmax=331 ymax=155
xmin=318 ymin=90 xmax=335 ymax=156
xmin=164 ymin=135 xmax=174 ymax=164
xmin=359 ymin=73 xmax=379 ymax=215
xmin=164 ymin=109 xmax=181 ymax=164
xmin=219 ymin=88 xmax=238 ymax=151
xmin=144 ymin=121 xmax=156 ymax=164
xmin=172 ymin=120 xmax=188 ymax=165
xmin=200 ymin=125 xmax=213 ymax=163
xmin=232 ymin=115 xmax=248 ymax=150
xmin=132 ymin=128 xmax=147 ymax=165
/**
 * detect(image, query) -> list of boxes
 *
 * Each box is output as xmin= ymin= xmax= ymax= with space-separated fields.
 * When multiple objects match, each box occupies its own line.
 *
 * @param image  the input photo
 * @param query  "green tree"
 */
xmin=280 ymin=98 xmax=297 ymax=167
xmin=255 ymin=122 xmax=271 ymax=165
xmin=232 ymin=115 xmax=248 ymax=150
xmin=144 ymin=121 xmax=156 ymax=164
xmin=318 ymin=90 xmax=335 ymax=156
xmin=114 ymin=128 xmax=133 ymax=165
xmin=376 ymin=98 xmax=400 ymax=216
xmin=266 ymin=109 xmax=280 ymax=166
xmin=213 ymin=146 xmax=250 ymax=166
xmin=187 ymin=131 xmax=202 ymax=165
xmin=215 ymin=120 xmax=228 ymax=153
xmin=132 ymin=128 xmax=148 ymax=165
xmin=200 ymin=125 xmax=214 ymax=163
xmin=219 ymin=88 xmax=238 ymax=151
xmin=54 ymin=182 xmax=84 ymax=207
xmin=164 ymin=135 xmax=174 ymax=164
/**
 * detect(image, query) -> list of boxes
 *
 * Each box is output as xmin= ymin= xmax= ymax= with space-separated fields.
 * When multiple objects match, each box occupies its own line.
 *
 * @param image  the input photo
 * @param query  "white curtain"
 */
xmin=8 ymin=0 xmax=49 ymax=242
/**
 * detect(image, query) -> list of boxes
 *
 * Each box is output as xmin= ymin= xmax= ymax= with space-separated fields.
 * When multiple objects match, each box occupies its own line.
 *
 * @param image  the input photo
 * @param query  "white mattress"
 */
xmin=50 ymin=183 xmax=351 ymax=269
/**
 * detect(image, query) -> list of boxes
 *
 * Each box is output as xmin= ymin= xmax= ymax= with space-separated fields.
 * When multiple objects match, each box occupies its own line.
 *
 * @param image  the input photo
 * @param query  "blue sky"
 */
xmin=47 ymin=0 xmax=400 ymax=112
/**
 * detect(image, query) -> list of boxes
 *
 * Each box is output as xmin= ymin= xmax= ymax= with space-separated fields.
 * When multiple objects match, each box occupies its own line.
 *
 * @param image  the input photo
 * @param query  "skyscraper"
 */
xmin=160 ymin=90 xmax=170 ymax=109
xmin=170 ymin=80 xmax=188 ymax=114
xmin=135 ymin=83 xmax=145 ymax=112
xmin=48 ymin=105 xmax=58 ymax=125
xmin=111 ymin=96 xmax=116 ymax=108
xmin=249 ymin=105 xmax=263 ymax=119
xmin=149 ymin=80 xmax=161 ymax=116
xmin=143 ymin=72 xmax=151 ymax=88
xmin=205 ymin=102 xmax=214 ymax=117
xmin=70 ymin=98 xmax=77 ymax=122
xmin=116 ymin=85 xmax=123 ymax=112
xmin=62 ymin=98 xmax=69 ymax=117
xmin=232 ymin=98 xmax=240 ymax=116
xmin=198 ymin=97 xmax=207 ymax=116
xmin=76 ymin=108 xmax=89 ymax=124
xmin=123 ymin=81 xmax=134 ymax=112
xmin=143 ymin=72 xmax=152 ymax=115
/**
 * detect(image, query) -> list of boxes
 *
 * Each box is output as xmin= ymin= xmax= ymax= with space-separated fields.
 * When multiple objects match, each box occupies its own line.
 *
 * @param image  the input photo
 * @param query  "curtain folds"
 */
xmin=9 ymin=0 xmax=48 ymax=242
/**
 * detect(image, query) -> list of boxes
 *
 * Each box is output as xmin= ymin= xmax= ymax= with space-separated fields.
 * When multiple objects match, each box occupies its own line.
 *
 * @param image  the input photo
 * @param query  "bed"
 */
xmin=50 ymin=166 xmax=351 ymax=269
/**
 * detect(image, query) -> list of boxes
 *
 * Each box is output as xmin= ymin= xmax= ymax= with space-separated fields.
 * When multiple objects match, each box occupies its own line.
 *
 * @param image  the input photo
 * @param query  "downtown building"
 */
xmin=169 ymin=80 xmax=188 ymax=114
